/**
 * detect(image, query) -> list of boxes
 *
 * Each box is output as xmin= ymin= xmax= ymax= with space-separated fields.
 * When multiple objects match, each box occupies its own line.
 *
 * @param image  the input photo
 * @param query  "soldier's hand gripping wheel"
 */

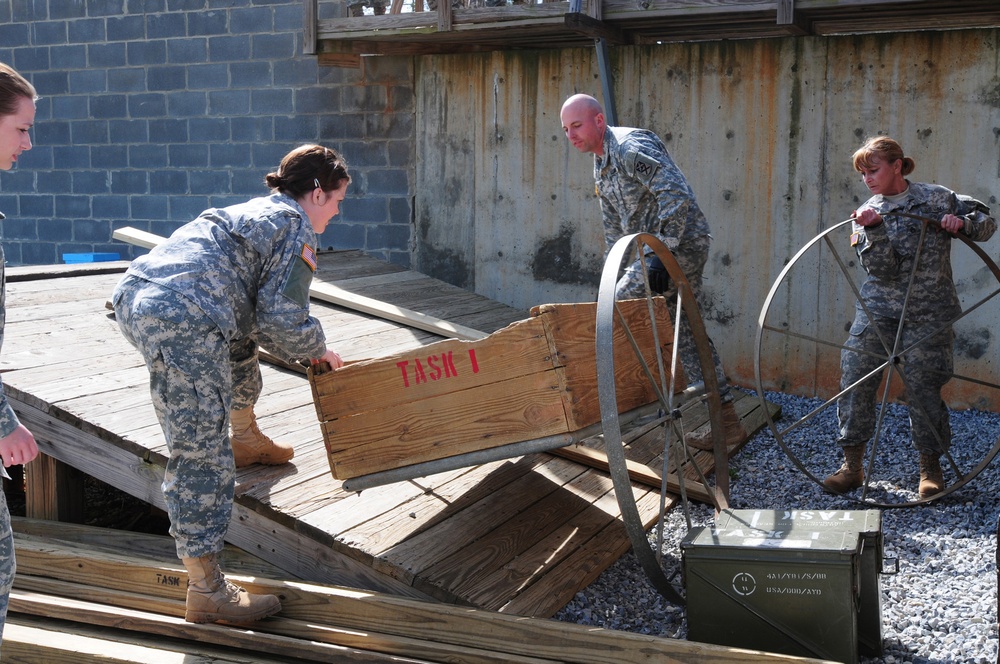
xmin=596 ymin=232 xmax=729 ymax=604
xmin=755 ymin=214 xmax=1000 ymax=508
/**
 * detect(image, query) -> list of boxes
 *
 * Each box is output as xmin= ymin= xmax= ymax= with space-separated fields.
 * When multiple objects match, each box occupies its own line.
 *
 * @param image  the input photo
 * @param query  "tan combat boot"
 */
xmin=230 ymin=406 xmax=293 ymax=468
xmin=919 ymin=453 xmax=945 ymax=498
xmin=685 ymin=401 xmax=748 ymax=451
xmin=822 ymin=445 xmax=866 ymax=493
xmin=181 ymin=554 xmax=281 ymax=624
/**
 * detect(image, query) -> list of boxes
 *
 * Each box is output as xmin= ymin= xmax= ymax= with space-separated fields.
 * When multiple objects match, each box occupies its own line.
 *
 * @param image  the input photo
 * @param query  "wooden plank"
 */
xmin=111 ymin=227 xmax=488 ymax=341
xmin=11 ymin=517 xmax=286 ymax=578
xmin=4 ymin=614 xmax=305 ymax=664
xmin=13 ymin=537 xmax=833 ymax=663
xmin=323 ymin=369 xmax=571 ymax=479
xmin=10 ymin=585 xmax=445 ymax=664
xmin=309 ymin=315 xmax=548 ymax=420
xmin=550 ymin=443 xmax=715 ymax=504
xmin=377 ymin=456 xmax=588 ymax=584
xmin=304 ymin=0 xmax=318 ymax=55
xmin=468 ymin=473 xmax=623 ymax=611
xmin=419 ymin=468 xmax=618 ymax=600
xmin=4 ymin=261 xmax=129 ymax=282
xmin=24 ymin=452 xmax=85 ymax=523
xmin=534 ymin=300 xmax=676 ymax=430
xmin=311 ymin=280 xmax=488 ymax=341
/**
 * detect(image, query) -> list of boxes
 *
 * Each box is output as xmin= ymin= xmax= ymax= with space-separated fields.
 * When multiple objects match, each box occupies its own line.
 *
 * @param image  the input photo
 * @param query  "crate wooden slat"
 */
xmin=309 ymin=299 xmax=675 ymax=481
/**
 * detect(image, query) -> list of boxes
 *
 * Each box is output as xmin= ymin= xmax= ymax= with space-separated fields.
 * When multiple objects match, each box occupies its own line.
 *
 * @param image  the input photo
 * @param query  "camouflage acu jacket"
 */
xmin=594 ymin=126 xmax=711 ymax=255
xmin=851 ymin=181 xmax=996 ymax=321
xmin=125 ymin=193 xmax=327 ymax=363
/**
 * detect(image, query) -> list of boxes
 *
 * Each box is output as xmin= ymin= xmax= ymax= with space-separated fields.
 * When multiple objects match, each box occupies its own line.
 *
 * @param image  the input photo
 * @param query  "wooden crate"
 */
xmin=309 ymin=300 xmax=676 ymax=480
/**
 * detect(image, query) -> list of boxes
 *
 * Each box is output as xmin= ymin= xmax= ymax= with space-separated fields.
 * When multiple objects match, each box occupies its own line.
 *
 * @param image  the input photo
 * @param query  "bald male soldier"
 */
xmin=560 ymin=93 xmax=746 ymax=449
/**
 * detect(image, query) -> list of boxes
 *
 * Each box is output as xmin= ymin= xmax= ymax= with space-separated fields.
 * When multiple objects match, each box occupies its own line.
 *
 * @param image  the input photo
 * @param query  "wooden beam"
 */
xmin=549 ymin=444 xmax=715 ymax=504
xmin=24 ymin=452 xmax=85 ymax=523
xmin=4 ymin=614 xmax=317 ymax=664
xmin=111 ymin=227 xmax=488 ymax=341
xmin=303 ymin=0 xmax=318 ymax=55
xmin=12 ymin=535 xmax=833 ymax=664
xmin=776 ymin=0 xmax=811 ymax=33
xmin=564 ymin=12 xmax=626 ymax=44
xmin=437 ymin=0 xmax=453 ymax=31
xmin=10 ymin=584 xmax=436 ymax=664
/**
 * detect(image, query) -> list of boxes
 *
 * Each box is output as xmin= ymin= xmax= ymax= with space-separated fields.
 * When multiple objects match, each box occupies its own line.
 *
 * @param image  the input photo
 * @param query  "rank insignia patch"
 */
xmin=850 ymin=232 xmax=861 ymax=247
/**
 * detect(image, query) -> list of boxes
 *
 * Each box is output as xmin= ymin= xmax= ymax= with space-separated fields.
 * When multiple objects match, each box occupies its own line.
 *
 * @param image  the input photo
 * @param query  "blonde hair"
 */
xmin=852 ymin=136 xmax=914 ymax=176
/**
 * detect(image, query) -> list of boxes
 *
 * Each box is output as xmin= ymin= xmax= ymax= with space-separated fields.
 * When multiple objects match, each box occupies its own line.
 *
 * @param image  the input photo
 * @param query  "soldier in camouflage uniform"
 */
xmin=0 ymin=63 xmax=41 ymax=654
xmin=560 ymin=93 xmax=746 ymax=450
xmin=825 ymin=136 xmax=996 ymax=499
xmin=112 ymin=144 xmax=349 ymax=625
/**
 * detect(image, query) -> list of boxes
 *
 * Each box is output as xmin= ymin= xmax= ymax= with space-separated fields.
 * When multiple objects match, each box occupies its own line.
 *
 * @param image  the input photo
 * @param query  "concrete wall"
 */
xmin=0 ymin=0 xmax=413 ymax=265
xmin=413 ymin=30 xmax=1000 ymax=404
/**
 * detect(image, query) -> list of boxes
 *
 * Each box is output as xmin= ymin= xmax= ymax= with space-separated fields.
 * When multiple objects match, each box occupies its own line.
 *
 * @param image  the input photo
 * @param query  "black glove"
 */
xmin=645 ymin=254 xmax=670 ymax=294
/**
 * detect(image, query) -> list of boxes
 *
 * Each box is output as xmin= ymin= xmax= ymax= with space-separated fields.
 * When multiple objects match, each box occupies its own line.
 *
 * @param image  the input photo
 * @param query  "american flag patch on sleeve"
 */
xmin=301 ymin=244 xmax=317 ymax=271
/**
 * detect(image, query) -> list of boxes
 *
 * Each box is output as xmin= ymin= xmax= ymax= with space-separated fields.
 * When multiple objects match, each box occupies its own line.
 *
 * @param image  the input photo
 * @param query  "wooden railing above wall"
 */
xmin=306 ymin=0 xmax=1000 ymax=64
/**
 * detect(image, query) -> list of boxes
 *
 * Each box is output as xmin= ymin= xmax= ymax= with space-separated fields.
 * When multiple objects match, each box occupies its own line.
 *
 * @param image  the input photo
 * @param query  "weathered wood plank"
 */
xmin=550 ymin=443 xmax=715 ymax=504
xmin=14 ymin=537 xmax=831 ymax=663
xmin=310 ymin=315 xmax=550 ymax=420
xmin=3 ymin=615 xmax=306 ymax=664
xmin=378 ymin=457 xmax=588 ymax=585
xmin=112 ymin=227 xmax=489 ymax=341
xmin=12 ymin=517 xmax=286 ymax=577
xmin=323 ymin=370 xmax=571 ymax=479
xmin=468 ymin=473 xmax=622 ymax=611
xmin=338 ymin=456 xmax=548 ymax=558
xmin=10 ymin=585 xmax=442 ymax=664
xmin=420 ymin=468 xmax=617 ymax=598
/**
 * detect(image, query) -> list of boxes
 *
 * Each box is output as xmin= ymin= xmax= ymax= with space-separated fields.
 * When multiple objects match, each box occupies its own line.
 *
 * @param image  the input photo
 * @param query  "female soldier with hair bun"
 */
xmin=112 ymin=144 xmax=349 ymax=625
xmin=825 ymin=136 xmax=996 ymax=499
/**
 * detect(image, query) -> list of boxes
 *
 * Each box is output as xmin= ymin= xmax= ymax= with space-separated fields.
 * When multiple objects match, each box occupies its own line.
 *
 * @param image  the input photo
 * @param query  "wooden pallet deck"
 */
xmin=0 ymin=251 xmax=774 ymax=618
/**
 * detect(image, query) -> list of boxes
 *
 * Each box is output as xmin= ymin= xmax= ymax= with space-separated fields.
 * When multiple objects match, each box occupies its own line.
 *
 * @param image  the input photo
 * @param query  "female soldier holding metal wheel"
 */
xmin=826 ymin=136 xmax=996 ymax=499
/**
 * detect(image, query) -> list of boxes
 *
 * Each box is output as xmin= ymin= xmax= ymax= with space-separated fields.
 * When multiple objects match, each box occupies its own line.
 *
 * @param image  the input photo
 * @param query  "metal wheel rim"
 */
xmin=596 ymin=232 xmax=728 ymax=604
xmin=754 ymin=215 xmax=1000 ymax=508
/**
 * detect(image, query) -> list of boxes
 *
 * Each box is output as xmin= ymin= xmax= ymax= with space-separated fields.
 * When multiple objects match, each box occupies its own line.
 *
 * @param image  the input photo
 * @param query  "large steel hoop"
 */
xmin=755 ymin=214 xmax=1000 ymax=508
xmin=596 ymin=232 xmax=728 ymax=604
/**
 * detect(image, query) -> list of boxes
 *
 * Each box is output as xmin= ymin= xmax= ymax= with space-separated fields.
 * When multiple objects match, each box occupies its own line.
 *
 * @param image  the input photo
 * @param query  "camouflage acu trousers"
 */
xmin=615 ymin=235 xmax=731 ymax=402
xmin=837 ymin=313 xmax=953 ymax=455
xmin=0 ymin=487 xmax=13 ymax=652
xmin=113 ymin=276 xmax=251 ymax=559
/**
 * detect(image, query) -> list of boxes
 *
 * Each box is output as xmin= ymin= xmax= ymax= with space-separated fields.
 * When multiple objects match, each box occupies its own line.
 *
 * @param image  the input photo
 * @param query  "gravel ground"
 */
xmin=554 ymin=389 xmax=1000 ymax=663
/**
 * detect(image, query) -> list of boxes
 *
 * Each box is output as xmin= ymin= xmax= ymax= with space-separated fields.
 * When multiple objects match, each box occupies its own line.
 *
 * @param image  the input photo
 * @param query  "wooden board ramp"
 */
xmin=0 ymin=251 xmax=778 ymax=627
xmin=6 ymin=518 xmax=834 ymax=664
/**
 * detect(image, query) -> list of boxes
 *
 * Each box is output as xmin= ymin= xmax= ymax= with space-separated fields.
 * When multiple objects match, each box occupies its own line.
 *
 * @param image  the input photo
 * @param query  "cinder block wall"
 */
xmin=0 ymin=0 xmax=413 ymax=266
